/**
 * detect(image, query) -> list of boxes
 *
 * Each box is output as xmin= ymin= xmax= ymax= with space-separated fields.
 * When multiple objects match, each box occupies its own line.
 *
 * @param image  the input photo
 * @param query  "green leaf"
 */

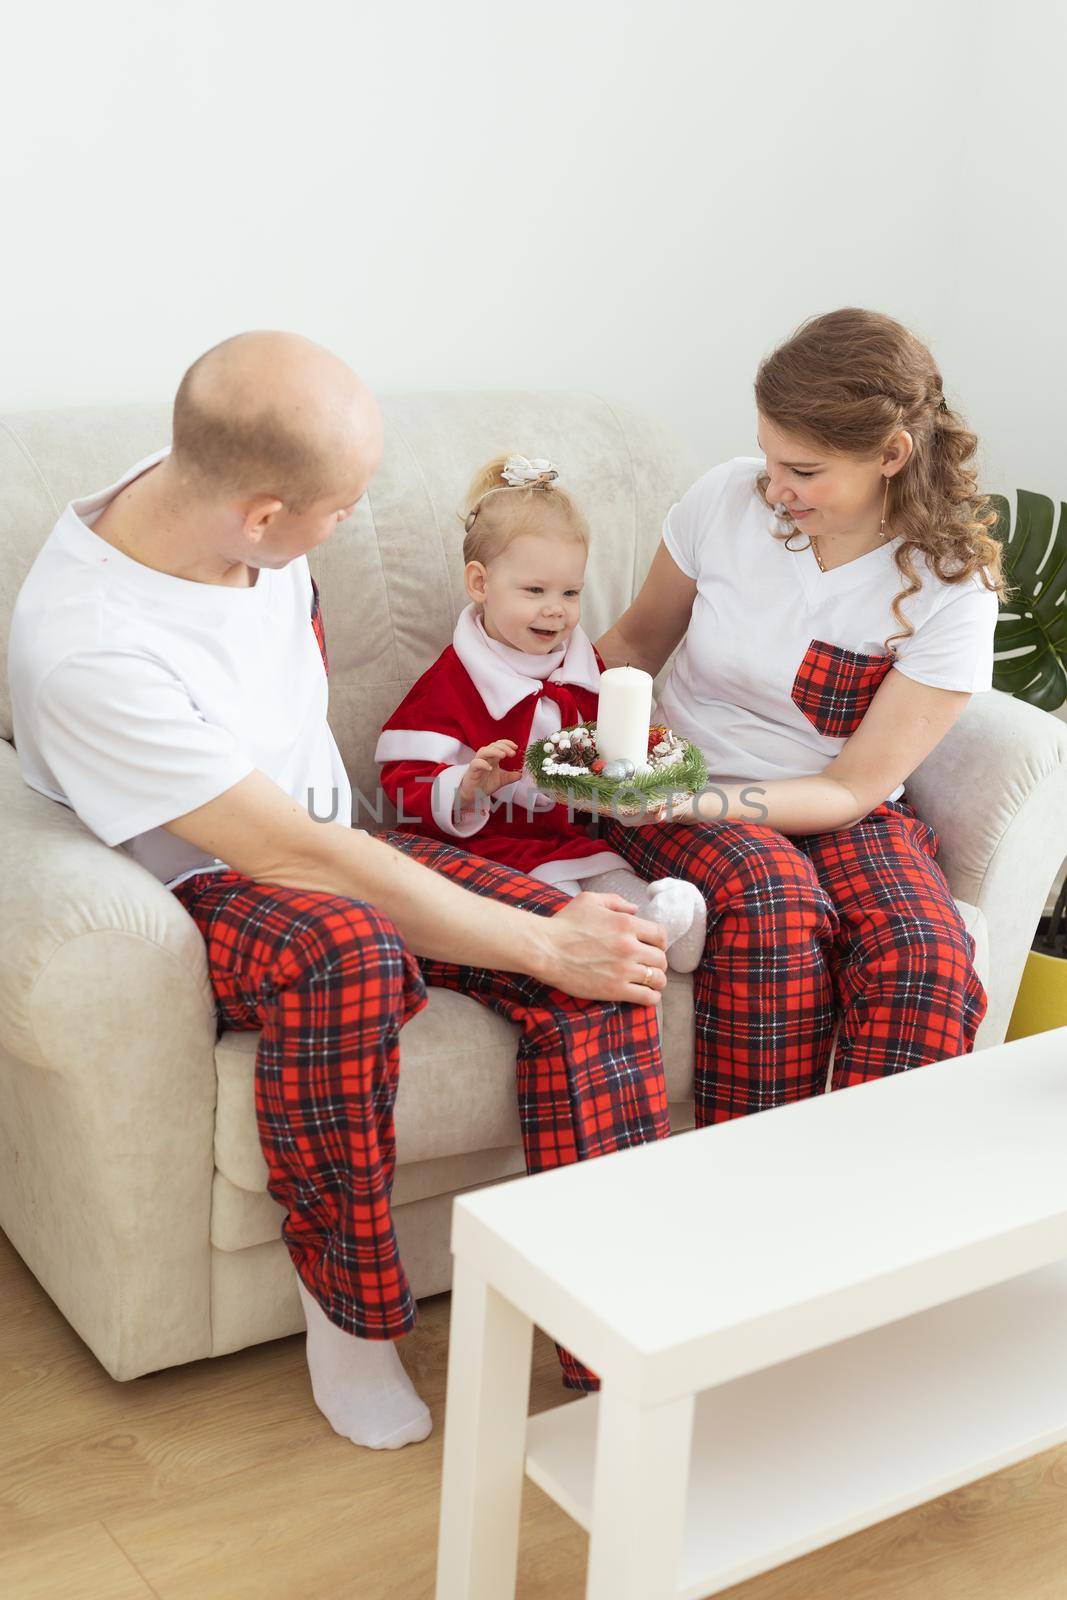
xmin=993 ymin=488 xmax=1067 ymax=713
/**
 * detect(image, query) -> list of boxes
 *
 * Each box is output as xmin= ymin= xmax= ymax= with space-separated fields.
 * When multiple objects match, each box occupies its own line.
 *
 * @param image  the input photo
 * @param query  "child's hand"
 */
xmin=458 ymin=740 xmax=520 ymax=805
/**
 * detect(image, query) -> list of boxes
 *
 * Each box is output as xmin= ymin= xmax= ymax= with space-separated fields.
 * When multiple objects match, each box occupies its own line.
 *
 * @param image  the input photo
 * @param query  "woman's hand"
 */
xmin=609 ymin=794 xmax=694 ymax=828
xmin=458 ymin=739 xmax=520 ymax=805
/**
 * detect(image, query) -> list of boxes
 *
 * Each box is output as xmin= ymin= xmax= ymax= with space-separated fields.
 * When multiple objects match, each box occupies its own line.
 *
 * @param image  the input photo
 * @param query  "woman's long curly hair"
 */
xmin=754 ymin=307 xmax=1008 ymax=650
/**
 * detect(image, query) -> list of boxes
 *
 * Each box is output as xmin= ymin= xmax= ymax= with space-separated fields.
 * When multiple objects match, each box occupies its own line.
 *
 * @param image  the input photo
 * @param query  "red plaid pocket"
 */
xmin=310 ymin=575 xmax=328 ymax=677
xmin=790 ymin=639 xmax=895 ymax=738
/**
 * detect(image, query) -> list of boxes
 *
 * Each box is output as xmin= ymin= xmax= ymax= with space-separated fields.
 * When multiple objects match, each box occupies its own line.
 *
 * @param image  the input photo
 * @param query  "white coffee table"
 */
xmin=434 ymin=1026 xmax=1067 ymax=1599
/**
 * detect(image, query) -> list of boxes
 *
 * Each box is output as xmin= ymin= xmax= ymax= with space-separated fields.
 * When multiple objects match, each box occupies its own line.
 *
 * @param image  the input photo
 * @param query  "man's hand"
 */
xmin=458 ymin=739 xmax=520 ymax=805
xmin=162 ymin=770 xmax=669 ymax=1006
xmin=535 ymin=891 xmax=668 ymax=1005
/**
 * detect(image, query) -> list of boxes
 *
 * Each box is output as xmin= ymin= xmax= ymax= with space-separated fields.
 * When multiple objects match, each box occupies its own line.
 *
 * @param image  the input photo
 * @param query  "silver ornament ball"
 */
xmin=601 ymin=758 xmax=636 ymax=780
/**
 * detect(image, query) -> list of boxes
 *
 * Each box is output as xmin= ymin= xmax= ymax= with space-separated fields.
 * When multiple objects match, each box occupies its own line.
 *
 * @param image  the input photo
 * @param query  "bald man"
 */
xmin=8 ymin=332 xmax=671 ymax=1450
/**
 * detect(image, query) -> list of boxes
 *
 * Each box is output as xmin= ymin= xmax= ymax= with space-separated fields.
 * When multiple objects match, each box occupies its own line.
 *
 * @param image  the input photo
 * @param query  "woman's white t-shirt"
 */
xmin=8 ymin=447 xmax=352 ymax=888
xmin=656 ymin=456 xmax=999 ymax=805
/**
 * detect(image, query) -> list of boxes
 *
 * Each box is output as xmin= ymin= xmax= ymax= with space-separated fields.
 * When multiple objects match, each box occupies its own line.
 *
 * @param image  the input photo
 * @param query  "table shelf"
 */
xmin=525 ymin=1257 xmax=1067 ymax=1599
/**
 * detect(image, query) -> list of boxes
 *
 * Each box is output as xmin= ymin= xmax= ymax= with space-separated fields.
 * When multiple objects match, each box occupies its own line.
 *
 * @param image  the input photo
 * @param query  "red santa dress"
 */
xmin=375 ymin=603 xmax=629 ymax=884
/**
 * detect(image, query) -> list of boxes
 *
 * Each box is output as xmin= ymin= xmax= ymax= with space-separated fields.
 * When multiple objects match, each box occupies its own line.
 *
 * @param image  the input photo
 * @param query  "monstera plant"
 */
xmin=989 ymin=488 xmax=1067 ymax=1026
xmin=990 ymin=489 xmax=1067 ymax=712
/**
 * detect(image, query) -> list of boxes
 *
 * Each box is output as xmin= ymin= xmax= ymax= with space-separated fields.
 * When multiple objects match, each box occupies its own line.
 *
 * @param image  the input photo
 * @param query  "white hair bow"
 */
xmin=501 ymin=455 xmax=559 ymax=487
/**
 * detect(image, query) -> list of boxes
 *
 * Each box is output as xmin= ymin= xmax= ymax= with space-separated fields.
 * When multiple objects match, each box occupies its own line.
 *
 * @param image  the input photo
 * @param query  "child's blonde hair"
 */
xmin=460 ymin=455 xmax=590 ymax=567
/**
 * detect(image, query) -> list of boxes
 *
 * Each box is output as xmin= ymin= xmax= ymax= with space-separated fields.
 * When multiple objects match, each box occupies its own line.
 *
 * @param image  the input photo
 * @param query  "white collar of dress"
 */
xmin=451 ymin=603 xmax=601 ymax=720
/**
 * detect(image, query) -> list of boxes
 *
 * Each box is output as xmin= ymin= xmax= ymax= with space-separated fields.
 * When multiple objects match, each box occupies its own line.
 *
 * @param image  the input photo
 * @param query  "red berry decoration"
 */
xmin=591 ymin=759 xmax=606 ymax=774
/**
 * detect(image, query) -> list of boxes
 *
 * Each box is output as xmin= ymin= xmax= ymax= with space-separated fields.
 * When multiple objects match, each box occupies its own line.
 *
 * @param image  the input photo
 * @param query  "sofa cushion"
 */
xmin=209 ymin=1148 xmax=533 ymax=1251
xmin=215 ymin=986 xmax=522 ymax=1189
xmin=211 ymin=1114 xmax=700 ymax=1254
xmin=212 ymin=897 xmax=988 ymax=1228
xmin=214 ymin=974 xmax=701 ymax=1196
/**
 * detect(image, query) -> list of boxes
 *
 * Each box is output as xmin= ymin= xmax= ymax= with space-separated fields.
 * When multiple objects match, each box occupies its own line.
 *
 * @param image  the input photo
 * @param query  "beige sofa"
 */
xmin=2 ymin=393 xmax=1066 ymax=1383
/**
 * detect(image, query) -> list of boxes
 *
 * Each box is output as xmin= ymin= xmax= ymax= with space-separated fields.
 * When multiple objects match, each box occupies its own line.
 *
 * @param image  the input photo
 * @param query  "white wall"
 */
xmin=926 ymin=0 xmax=1066 ymax=498
xmin=5 ymin=0 xmax=1061 ymax=503
xmin=3 ymin=0 xmax=1064 ymax=914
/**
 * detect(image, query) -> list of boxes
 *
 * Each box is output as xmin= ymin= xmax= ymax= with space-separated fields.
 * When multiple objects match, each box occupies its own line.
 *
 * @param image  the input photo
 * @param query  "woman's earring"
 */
xmin=879 ymin=476 xmax=890 ymax=538
xmin=776 ymin=500 xmax=809 ymax=553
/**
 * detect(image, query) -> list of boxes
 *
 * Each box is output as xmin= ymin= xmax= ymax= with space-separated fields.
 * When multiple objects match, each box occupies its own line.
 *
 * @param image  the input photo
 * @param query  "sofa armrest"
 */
xmin=0 ymin=739 xmax=218 ymax=1070
xmin=0 ymin=739 xmax=221 ymax=1376
xmin=904 ymin=691 xmax=1067 ymax=1045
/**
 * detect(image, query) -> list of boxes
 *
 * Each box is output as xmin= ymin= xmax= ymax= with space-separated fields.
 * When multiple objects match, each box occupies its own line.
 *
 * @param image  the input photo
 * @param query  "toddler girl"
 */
xmin=376 ymin=453 xmax=706 ymax=971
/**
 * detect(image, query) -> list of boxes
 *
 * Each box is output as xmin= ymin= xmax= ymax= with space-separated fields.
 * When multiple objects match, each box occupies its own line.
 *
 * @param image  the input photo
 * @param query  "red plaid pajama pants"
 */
xmin=599 ymin=797 xmax=987 ymax=1124
xmin=170 ymin=834 xmax=669 ymax=1390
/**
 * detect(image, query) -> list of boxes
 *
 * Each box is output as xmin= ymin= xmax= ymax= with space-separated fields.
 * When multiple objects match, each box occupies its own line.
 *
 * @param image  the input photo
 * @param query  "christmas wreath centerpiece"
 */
xmin=524 ymin=720 xmax=708 ymax=818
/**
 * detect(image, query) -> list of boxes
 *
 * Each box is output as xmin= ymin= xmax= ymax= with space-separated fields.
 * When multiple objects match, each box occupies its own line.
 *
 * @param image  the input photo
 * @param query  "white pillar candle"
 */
xmin=596 ymin=665 xmax=653 ymax=771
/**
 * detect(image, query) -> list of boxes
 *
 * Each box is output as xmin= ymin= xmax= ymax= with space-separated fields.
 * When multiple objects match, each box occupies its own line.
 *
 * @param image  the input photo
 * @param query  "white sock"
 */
xmin=583 ymin=868 xmax=707 ymax=974
xmin=646 ymin=877 xmax=707 ymax=973
xmin=297 ymin=1278 xmax=433 ymax=1450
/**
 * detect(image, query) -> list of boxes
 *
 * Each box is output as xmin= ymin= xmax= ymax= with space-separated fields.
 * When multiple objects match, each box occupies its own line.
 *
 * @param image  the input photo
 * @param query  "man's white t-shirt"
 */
xmin=8 ymin=447 xmax=352 ymax=888
xmin=656 ymin=456 xmax=999 ymax=805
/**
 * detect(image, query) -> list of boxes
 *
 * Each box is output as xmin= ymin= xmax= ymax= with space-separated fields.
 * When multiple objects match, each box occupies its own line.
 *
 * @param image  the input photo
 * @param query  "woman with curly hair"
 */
xmin=597 ymin=306 xmax=1008 ymax=1123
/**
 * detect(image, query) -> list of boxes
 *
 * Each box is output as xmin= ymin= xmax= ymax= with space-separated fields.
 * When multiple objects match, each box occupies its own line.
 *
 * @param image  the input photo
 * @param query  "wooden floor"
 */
xmin=3 ymin=1230 xmax=1067 ymax=1599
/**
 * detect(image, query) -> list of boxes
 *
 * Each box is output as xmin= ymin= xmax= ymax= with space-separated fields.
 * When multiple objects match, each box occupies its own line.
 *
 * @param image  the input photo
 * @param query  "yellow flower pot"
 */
xmin=1005 ymin=948 xmax=1067 ymax=1041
